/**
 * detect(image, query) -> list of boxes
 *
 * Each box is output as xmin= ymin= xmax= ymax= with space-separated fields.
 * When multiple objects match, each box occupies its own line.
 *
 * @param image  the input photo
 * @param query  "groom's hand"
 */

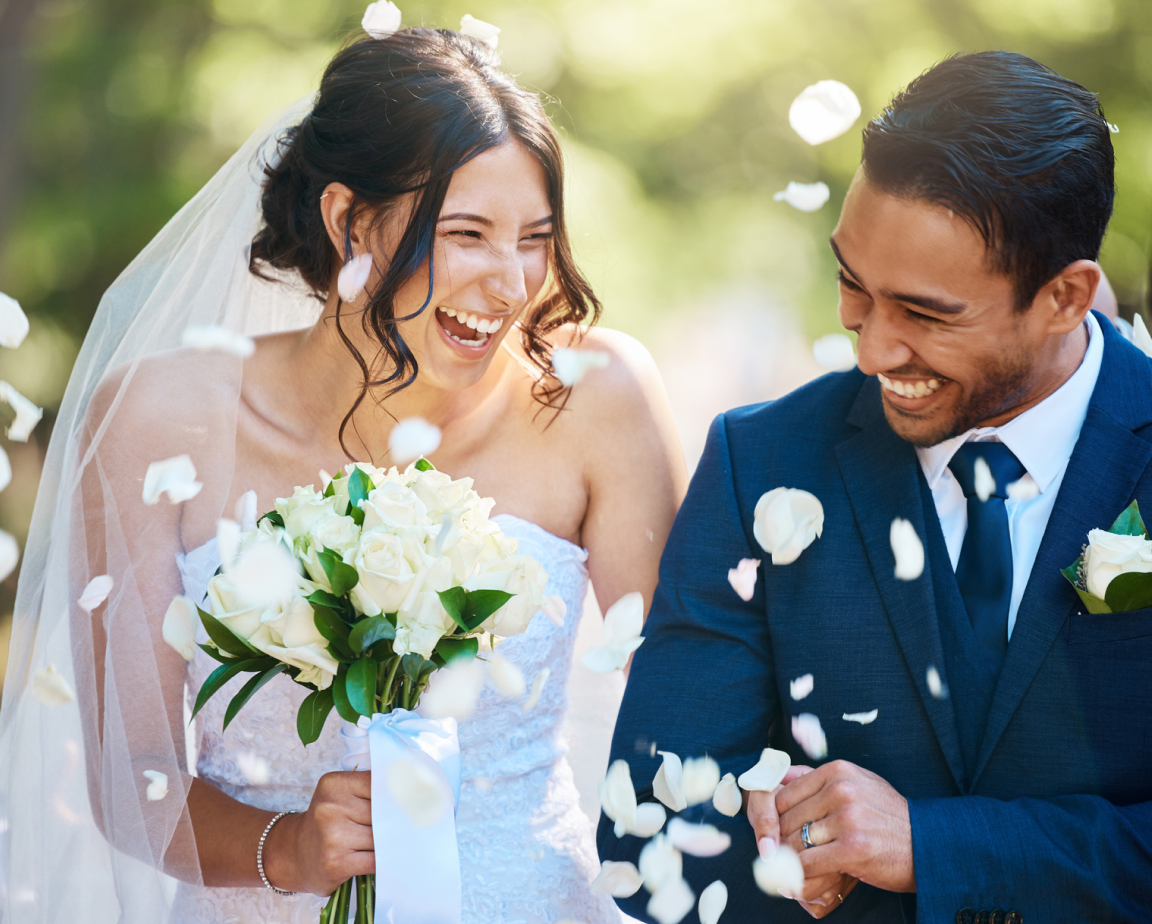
xmin=746 ymin=764 xmax=814 ymax=855
xmin=776 ymin=760 xmax=916 ymax=894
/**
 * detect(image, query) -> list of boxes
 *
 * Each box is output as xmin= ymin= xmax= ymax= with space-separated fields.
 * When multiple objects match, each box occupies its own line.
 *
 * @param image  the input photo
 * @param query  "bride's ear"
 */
xmin=320 ymin=182 xmax=361 ymax=259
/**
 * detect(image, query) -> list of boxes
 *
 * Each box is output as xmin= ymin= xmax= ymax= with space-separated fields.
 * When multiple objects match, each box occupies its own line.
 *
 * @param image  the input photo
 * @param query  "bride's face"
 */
xmin=385 ymin=142 xmax=553 ymax=391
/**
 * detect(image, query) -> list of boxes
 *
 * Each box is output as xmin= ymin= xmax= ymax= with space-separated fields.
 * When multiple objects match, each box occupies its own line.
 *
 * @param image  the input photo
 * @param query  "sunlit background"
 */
xmin=1 ymin=0 xmax=1150 ymax=706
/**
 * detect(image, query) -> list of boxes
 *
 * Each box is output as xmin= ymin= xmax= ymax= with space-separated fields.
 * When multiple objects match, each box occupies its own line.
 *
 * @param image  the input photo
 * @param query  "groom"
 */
xmin=600 ymin=51 xmax=1152 ymax=923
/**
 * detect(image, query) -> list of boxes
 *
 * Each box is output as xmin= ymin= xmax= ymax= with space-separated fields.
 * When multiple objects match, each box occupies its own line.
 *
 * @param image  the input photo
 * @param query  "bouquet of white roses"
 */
xmin=189 ymin=458 xmax=548 ymax=923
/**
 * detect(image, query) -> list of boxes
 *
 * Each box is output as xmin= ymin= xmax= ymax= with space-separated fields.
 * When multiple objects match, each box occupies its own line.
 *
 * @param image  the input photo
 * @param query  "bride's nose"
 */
xmin=480 ymin=250 xmax=529 ymax=309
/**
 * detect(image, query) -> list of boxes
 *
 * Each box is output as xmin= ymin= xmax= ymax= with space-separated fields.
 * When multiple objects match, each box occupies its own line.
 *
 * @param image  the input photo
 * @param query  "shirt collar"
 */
xmin=916 ymin=311 xmax=1105 ymax=493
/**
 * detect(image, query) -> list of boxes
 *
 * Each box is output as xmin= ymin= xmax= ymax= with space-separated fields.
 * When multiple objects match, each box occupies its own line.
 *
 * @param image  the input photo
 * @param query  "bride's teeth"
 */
xmin=491 ymin=318 xmax=503 ymax=332
xmin=477 ymin=318 xmax=493 ymax=334
xmin=465 ymin=315 xmax=479 ymax=330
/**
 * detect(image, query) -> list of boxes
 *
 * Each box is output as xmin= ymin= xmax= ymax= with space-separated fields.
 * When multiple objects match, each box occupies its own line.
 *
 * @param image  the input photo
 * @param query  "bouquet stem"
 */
xmin=320 ymin=874 xmax=374 ymax=923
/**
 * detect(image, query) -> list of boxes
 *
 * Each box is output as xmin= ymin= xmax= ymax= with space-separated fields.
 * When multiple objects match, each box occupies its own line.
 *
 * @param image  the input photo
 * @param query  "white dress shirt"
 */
xmin=915 ymin=311 xmax=1104 ymax=640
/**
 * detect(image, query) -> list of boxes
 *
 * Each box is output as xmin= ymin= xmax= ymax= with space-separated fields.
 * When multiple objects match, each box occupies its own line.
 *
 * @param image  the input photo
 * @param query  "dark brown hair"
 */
xmin=250 ymin=29 xmax=600 ymax=453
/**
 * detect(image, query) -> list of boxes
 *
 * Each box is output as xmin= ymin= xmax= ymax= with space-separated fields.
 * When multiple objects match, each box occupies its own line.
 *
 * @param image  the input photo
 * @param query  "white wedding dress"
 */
xmin=171 ymin=513 xmax=617 ymax=924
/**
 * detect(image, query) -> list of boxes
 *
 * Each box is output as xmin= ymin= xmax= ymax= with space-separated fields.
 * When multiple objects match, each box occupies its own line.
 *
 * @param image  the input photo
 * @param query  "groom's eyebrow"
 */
xmin=829 ymin=239 xmax=866 ymax=287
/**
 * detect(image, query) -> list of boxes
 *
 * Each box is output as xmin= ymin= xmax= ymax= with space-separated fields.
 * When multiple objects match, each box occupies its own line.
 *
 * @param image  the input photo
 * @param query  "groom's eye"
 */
xmin=837 ymin=269 xmax=863 ymax=293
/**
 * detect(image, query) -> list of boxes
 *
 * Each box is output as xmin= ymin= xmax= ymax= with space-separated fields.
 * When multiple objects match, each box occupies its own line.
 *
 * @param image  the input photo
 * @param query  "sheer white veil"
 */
xmin=0 ymin=96 xmax=320 ymax=922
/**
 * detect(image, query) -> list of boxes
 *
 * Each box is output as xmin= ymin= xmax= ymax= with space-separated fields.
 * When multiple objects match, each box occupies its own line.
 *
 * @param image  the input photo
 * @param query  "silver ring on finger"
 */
xmin=801 ymin=820 xmax=817 ymax=849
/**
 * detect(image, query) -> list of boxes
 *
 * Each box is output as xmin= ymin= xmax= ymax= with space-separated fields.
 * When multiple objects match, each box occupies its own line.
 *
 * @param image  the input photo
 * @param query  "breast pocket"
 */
xmin=1068 ymin=604 xmax=1152 ymax=644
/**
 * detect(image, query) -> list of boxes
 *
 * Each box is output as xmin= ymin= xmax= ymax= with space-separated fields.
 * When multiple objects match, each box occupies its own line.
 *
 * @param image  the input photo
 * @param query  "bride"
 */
xmin=0 ymin=16 xmax=686 ymax=924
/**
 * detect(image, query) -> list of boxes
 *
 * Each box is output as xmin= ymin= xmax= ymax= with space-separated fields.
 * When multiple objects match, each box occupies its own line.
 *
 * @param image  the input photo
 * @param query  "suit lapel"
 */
xmin=836 ymin=379 xmax=967 ymax=790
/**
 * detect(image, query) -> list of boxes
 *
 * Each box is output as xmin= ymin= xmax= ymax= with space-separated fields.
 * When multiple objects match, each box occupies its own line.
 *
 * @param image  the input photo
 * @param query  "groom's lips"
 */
xmin=877 ymin=372 xmax=948 ymax=410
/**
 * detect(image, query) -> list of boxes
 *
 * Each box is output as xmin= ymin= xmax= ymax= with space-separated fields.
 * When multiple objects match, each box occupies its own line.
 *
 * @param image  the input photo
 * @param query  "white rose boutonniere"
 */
xmin=1063 ymin=501 xmax=1152 ymax=613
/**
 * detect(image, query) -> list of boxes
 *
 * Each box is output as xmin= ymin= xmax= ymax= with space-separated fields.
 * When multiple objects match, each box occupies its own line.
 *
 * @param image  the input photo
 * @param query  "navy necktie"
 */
xmin=947 ymin=442 xmax=1027 ymax=670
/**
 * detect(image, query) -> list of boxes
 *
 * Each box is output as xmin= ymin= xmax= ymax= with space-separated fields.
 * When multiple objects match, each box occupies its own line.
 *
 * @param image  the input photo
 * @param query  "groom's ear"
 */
xmin=1032 ymin=259 xmax=1101 ymax=335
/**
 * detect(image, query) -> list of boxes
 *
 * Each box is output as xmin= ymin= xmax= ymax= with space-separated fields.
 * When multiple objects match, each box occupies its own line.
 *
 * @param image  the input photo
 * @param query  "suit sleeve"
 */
xmin=597 ymin=413 xmax=783 ymax=921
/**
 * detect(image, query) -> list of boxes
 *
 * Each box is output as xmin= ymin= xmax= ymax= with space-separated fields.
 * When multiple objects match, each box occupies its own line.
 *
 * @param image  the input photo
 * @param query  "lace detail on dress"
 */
xmin=171 ymin=515 xmax=617 ymax=924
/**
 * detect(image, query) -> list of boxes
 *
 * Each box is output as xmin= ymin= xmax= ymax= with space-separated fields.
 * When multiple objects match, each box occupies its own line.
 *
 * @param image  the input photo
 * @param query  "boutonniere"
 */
xmin=1062 ymin=501 xmax=1152 ymax=613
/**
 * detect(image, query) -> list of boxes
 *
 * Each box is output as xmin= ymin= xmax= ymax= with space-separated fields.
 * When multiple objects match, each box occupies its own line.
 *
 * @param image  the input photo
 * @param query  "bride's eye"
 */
xmin=448 ymin=229 xmax=483 ymax=239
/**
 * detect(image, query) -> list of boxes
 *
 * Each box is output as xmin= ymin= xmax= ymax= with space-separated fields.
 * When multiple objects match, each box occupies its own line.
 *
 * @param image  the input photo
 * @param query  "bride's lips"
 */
xmin=434 ymin=306 xmax=503 ymax=359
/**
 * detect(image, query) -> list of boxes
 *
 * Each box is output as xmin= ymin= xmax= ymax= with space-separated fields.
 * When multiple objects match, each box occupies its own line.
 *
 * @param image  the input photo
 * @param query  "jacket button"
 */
xmin=1006 ymin=913 xmax=1023 ymax=924
xmin=956 ymin=911 xmax=976 ymax=924
xmin=990 ymin=911 xmax=1005 ymax=924
xmin=975 ymin=912 xmax=990 ymax=924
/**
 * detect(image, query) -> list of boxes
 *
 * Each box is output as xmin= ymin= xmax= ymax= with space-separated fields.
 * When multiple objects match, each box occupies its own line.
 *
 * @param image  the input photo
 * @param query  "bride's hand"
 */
xmin=263 ymin=771 xmax=375 ymax=896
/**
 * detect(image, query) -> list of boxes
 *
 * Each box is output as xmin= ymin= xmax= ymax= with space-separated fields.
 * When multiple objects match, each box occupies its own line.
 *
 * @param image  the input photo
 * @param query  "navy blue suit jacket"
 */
xmin=599 ymin=315 xmax=1152 ymax=923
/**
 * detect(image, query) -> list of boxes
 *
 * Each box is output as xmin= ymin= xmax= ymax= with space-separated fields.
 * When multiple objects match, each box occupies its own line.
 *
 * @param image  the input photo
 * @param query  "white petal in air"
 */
xmin=217 ymin=518 xmax=241 ymax=570
xmin=143 ymin=770 xmax=169 ymax=801
xmin=389 ymin=416 xmax=442 ymax=465
xmin=488 ymin=651 xmax=526 ymax=698
xmin=652 ymin=750 xmax=687 ymax=812
xmin=712 ymin=773 xmax=742 ymax=817
xmin=926 ymin=665 xmax=949 ymax=700
xmin=591 ymin=861 xmax=644 ymax=897
xmin=630 ymin=801 xmax=668 ymax=838
xmin=0 ymin=445 xmax=10 ymax=492
xmin=552 ymin=347 xmax=610 ymax=387
xmin=237 ymin=751 xmax=271 ymax=785
xmin=774 ymin=181 xmax=830 ymax=212
xmin=1006 ymin=475 xmax=1040 ymax=502
xmin=638 ymin=834 xmax=683 ymax=893
xmin=362 ymin=0 xmax=402 ymax=38
xmin=812 ymin=333 xmax=856 ymax=371
xmin=522 ymin=667 xmax=549 ymax=712
xmin=699 ymin=880 xmax=729 ymax=924
xmin=181 ymin=325 xmax=255 ymax=358
xmin=599 ymin=759 xmax=639 ymax=839
xmin=162 ymin=596 xmax=198 ymax=661
xmin=337 ymin=252 xmax=374 ymax=302
xmin=727 ymin=558 xmax=760 ymax=601
xmin=753 ymin=488 xmax=824 ymax=566
xmin=737 ymin=747 xmax=791 ymax=792
xmin=229 ymin=541 xmax=299 ymax=609
xmin=792 ymin=713 xmax=828 ymax=760
xmin=753 ymin=845 xmax=805 ymax=897
xmin=666 ymin=818 xmax=731 ymax=857
xmin=1107 ymin=121 xmax=1120 ymax=134
xmin=0 ymin=293 xmax=29 ymax=348
xmin=0 ymin=530 xmax=19 ymax=582
xmin=788 ymin=80 xmax=862 ymax=146
xmin=0 ymin=381 xmax=42 ymax=442
xmin=1133 ymin=314 xmax=1152 ymax=359
xmin=78 ymin=575 xmax=114 ymax=614
xmin=842 ymin=709 xmax=879 ymax=725
xmin=680 ymin=756 xmax=722 ymax=806
xmin=647 ymin=878 xmax=695 ymax=924
xmin=890 ymin=517 xmax=925 ymax=581
xmin=582 ymin=591 xmax=645 ymax=673
xmin=142 ymin=455 xmax=202 ymax=505
xmin=790 ymin=673 xmax=814 ymax=701
xmin=460 ymin=13 xmax=500 ymax=49
xmin=31 ymin=664 xmax=75 ymax=706
xmin=973 ymin=456 xmax=996 ymax=502
xmin=420 ymin=657 xmax=485 ymax=720
xmin=387 ymin=756 xmax=445 ymax=827
xmin=541 ymin=594 xmax=567 ymax=627
xmin=235 ymin=489 xmax=258 ymax=531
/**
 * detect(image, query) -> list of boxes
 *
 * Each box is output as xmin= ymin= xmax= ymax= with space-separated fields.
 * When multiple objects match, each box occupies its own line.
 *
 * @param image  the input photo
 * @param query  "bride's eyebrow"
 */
xmin=438 ymin=213 xmax=554 ymax=229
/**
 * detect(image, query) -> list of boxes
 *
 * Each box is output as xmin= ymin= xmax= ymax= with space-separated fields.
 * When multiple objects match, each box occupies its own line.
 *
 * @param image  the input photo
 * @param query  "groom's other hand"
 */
xmin=777 ymin=760 xmax=916 ymax=894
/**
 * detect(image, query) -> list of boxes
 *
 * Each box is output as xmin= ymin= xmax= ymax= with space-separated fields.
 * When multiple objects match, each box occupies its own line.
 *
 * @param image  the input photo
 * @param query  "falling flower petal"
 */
xmin=0 ymin=529 xmax=19 ymax=582
xmin=631 ymin=801 xmax=668 ymax=838
xmin=753 ymin=488 xmax=824 ymax=565
xmin=337 ymin=253 xmax=374 ymax=302
xmin=699 ymin=880 xmax=728 ymax=924
xmin=1107 ymin=121 xmax=1120 ymax=134
xmin=142 ymin=455 xmax=202 ymax=505
xmin=488 ymin=651 xmax=526 ymax=698
xmin=552 ymin=347 xmax=610 ymax=387
xmin=1133 ymin=314 xmax=1152 ymax=359
xmin=31 ymin=664 xmax=75 ymax=707
xmin=712 ymin=773 xmax=742 ymax=817
xmin=737 ymin=748 xmax=791 ymax=792
xmin=419 ymin=656 xmax=485 ymax=720
xmin=812 ymin=333 xmax=856 ymax=372
xmin=591 ymin=861 xmax=644 ymax=897
xmin=235 ymin=490 xmax=258 ymax=531
xmin=228 ymin=540 xmax=299 ymax=608
xmin=522 ymin=667 xmax=549 ymax=712
xmin=1006 ymin=475 xmax=1040 ymax=502
xmin=842 ymin=709 xmax=879 ymax=725
xmin=789 ymin=673 xmax=814 ymax=701
xmin=753 ymin=845 xmax=804 ymax=897
xmin=667 ymin=818 xmax=731 ymax=858
xmin=0 ymin=382 xmax=42 ymax=442
xmin=217 ymin=518 xmax=241 ymax=570
xmin=237 ymin=751 xmax=271 ymax=785
xmin=727 ymin=558 xmax=760 ymax=602
xmin=78 ymin=575 xmax=114 ymax=614
xmin=460 ymin=13 xmax=500 ymax=48
xmin=142 ymin=770 xmax=168 ymax=801
xmin=0 ymin=293 xmax=29 ymax=349
xmin=973 ymin=456 xmax=996 ymax=502
xmin=648 ymin=877 xmax=695 ymax=924
xmin=389 ymin=417 xmax=442 ymax=465
xmin=652 ymin=750 xmax=687 ymax=812
xmin=181 ymin=325 xmax=255 ymax=358
xmin=362 ymin=0 xmax=402 ymax=38
xmin=582 ymin=591 xmax=645 ymax=673
xmin=162 ymin=596 xmax=198 ymax=661
xmin=791 ymin=713 xmax=827 ymax=760
xmin=541 ymin=594 xmax=567 ymax=627
xmin=600 ymin=759 xmax=639 ymax=838
xmin=639 ymin=833 xmax=682 ymax=893
xmin=681 ymin=756 xmax=721 ymax=807
xmin=890 ymin=518 xmax=924 ymax=581
xmin=388 ymin=756 xmax=445 ymax=827
xmin=0 ymin=445 xmax=10 ymax=492
xmin=926 ymin=665 xmax=949 ymax=700
xmin=774 ymin=181 xmax=830 ymax=212
xmin=788 ymin=80 xmax=861 ymax=146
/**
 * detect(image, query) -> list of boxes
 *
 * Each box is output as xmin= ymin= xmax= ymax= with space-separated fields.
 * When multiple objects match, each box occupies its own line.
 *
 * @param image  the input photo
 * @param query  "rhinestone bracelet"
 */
xmin=257 ymin=810 xmax=298 ymax=895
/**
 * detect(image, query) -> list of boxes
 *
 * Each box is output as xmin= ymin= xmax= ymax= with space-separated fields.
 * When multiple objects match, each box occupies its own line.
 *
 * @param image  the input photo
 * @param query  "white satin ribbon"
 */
xmin=340 ymin=710 xmax=462 ymax=924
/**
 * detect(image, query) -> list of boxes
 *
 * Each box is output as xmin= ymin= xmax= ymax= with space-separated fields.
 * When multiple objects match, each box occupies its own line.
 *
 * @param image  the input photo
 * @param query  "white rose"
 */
xmin=309 ymin=512 xmax=360 ymax=557
xmin=1084 ymin=528 xmax=1152 ymax=599
xmin=249 ymin=593 xmax=339 ymax=690
xmin=206 ymin=571 xmax=269 ymax=639
xmin=276 ymin=486 xmax=338 ymax=540
xmin=407 ymin=467 xmax=494 ymax=529
xmin=467 ymin=554 xmax=548 ymax=637
xmin=350 ymin=530 xmax=419 ymax=616
xmin=361 ymin=480 xmax=430 ymax=532
xmin=362 ymin=1 xmax=402 ymax=39
xmin=394 ymin=590 xmax=455 ymax=659
xmin=753 ymin=487 xmax=824 ymax=565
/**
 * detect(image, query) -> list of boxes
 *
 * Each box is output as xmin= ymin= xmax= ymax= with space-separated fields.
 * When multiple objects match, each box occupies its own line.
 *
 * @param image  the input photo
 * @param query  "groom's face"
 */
xmin=832 ymin=173 xmax=1072 ymax=448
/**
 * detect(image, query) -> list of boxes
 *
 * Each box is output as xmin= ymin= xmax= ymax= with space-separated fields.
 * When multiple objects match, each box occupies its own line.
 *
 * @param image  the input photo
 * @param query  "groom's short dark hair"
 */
xmin=861 ymin=50 xmax=1114 ymax=310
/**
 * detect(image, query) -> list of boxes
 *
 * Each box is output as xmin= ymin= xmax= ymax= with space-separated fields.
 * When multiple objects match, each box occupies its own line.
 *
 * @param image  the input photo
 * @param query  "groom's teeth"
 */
xmin=878 ymin=373 xmax=942 ymax=399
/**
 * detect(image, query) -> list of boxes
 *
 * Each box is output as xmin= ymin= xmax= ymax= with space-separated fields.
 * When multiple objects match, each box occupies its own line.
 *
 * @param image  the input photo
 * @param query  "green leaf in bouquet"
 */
xmin=347 ymin=466 xmax=375 ymax=526
xmin=313 ymin=606 xmax=355 ymax=660
xmin=414 ymin=458 xmax=435 ymax=472
xmin=197 ymin=642 xmax=240 ymax=665
xmin=438 ymin=587 xmax=469 ymax=633
xmin=306 ymin=589 xmax=346 ymax=611
xmin=434 ymin=635 xmax=479 ymax=664
xmin=463 ymin=589 xmax=514 ymax=631
xmin=223 ymin=664 xmax=289 ymax=731
xmin=317 ymin=547 xmax=359 ymax=597
xmin=259 ymin=510 xmax=285 ymax=529
xmin=191 ymin=657 xmax=269 ymax=720
xmin=401 ymin=652 xmax=424 ymax=684
xmin=297 ymin=688 xmax=335 ymax=746
xmin=1108 ymin=500 xmax=1147 ymax=538
xmin=1104 ymin=571 xmax=1152 ymax=612
xmin=197 ymin=606 xmax=262 ymax=659
xmin=346 ymin=656 xmax=378 ymax=717
xmin=349 ymin=615 xmax=396 ymax=654
xmin=418 ymin=659 xmax=437 ymax=681
xmin=331 ymin=670 xmax=362 ymax=723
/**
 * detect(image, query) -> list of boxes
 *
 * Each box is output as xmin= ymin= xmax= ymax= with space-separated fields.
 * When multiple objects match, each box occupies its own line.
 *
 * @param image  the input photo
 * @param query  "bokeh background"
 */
xmin=1 ymin=0 xmax=1150 ymax=707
